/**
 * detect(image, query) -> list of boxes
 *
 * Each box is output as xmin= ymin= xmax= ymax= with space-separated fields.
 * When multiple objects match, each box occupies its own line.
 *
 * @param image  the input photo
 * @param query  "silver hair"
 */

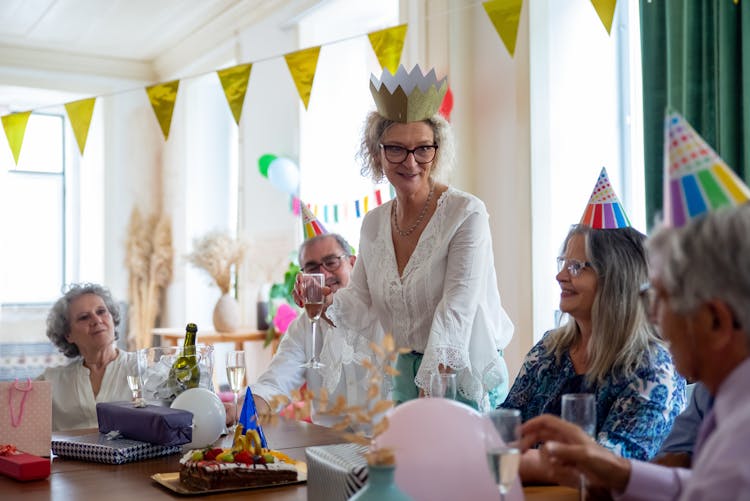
xmin=357 ymin=111 xmax=455 ymax=184
xmin=546 ymin=225 xmax=662 ymax=384
xmin=298 ymin=233 xmax=353 ymax=265
xmin=647 ymin=204 xmax=750 ymax=340
xmin=46 ymin=283 xmax=121 ymax=358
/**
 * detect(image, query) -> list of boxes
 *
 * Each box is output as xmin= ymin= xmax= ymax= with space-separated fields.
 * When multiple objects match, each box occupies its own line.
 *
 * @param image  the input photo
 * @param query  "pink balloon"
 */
xmin=375 ymin=398 xmax=523 ymax=501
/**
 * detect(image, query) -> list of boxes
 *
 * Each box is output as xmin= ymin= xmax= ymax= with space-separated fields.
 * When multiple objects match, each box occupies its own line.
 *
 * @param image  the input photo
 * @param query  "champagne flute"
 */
xmin=128 ymin=350 xmax=146 ymax=407
xmin=561 ymin=393 xmax=596 ymax=501
xmin=300 ymin=273 xmax=326 ymax=369
xmin=485 ymin=408 xmax=522 ymax=501
xmin=225 ymin=350 xmax=247 ymax=431
xmin=429 ymin=372 xmax=457 ymax=399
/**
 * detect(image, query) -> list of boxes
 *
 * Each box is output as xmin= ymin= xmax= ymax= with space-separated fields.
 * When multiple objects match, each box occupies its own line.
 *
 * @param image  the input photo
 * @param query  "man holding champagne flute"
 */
xmin=248 ymin=231 xmax=386 ymax=427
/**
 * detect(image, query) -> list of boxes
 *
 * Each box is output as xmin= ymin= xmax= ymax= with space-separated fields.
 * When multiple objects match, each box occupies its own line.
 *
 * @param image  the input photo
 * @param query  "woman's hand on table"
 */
xmin=521 ymin=414 xmax=631 ymax=492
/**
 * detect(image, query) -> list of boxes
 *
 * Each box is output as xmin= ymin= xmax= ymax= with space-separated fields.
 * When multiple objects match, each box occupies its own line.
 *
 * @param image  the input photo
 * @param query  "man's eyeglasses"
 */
xmin=380 ymin=144 xmax=438 ymax=164
xmin=556 ymin=257 xmax=592 ymax=278
xmin=302 ymin=254 xmax=348 ymax=274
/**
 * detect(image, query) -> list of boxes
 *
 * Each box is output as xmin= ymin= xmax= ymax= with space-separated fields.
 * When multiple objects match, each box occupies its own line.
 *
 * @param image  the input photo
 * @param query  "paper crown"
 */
xmin=369 ymin=64 xmax=448 ymax=123
xmin=301 ymin=203 xmax=328 ymax=240
xmin=579 ymin=167 xmax=631 ymax=229
xmin=664 ymin=111 xmax=750 ymax=227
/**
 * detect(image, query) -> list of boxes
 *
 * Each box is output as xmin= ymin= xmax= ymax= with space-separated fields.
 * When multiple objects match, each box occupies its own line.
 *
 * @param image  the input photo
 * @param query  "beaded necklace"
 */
xmin=391 ymin=182 xmax=435 ymax=237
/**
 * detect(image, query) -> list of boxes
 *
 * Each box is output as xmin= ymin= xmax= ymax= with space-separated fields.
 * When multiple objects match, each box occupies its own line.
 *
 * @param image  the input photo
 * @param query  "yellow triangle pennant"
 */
xmin=145 ymin=80 xmax=180 ymax=140
xmin=367 ymin=24 xmax=408 ymax=74
xmin=482 ymin=0 xmax=523 ymax=57
xmin=1 ymin=111 xmax=32 ymax=165
xmin=591 ymin=0 xmax=617 ymax=35
xmin=217 ymin=63 xmax=253 ymax=125
xmin=284 ymin=46 xmax=321 ymax=110
xmin=64 ymin=97 xmax=96 ymax=155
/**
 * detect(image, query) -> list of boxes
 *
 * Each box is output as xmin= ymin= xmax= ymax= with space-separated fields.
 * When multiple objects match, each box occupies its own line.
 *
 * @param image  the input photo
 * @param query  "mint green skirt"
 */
xmin=391 ymin=351 xmax=508 ymax=410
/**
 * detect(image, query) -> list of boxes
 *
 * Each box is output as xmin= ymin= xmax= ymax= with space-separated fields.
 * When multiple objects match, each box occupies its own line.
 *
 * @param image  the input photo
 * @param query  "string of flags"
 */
xmin=291 ymin=185 xmax=394 ymax=225
xmin=2 ymin=1 xmax=620 ymax=167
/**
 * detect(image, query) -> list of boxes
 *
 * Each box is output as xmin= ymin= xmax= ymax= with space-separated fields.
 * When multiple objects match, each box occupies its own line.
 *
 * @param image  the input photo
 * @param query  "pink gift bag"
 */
xmin=0 ymin=380 xmax=52 ymax=457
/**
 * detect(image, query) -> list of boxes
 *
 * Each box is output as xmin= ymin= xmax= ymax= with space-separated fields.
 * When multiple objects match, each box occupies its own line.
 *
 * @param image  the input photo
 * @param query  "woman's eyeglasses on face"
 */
xmin=302 ymin=254 xmax=348 ymax=274
xmin=379 ymin=144 xmax=438 ymax=164
xmin=556 ymin=257 xmax=592 ymax=278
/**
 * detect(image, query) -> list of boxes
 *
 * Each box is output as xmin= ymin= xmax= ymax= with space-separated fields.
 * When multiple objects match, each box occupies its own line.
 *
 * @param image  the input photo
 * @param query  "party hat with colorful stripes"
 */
xmin=579 ymin=167 xmax=631 ymax=229
xmin=301 ymin=202 xmax=327 ymax=239
xmin=664 ymin=110 xmax=750 ymax=227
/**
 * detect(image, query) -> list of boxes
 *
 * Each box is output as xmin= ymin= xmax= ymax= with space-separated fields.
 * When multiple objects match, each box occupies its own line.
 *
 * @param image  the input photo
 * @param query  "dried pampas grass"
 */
xmin=185 ymin=231 xmax=247 ymax=294
xmin=125 ymin=207 xmax=173 ymax=350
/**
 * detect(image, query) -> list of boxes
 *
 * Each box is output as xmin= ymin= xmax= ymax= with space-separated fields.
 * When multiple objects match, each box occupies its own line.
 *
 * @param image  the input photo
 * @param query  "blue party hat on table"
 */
xmin=239 ymin=386 xmax=268 ymax=448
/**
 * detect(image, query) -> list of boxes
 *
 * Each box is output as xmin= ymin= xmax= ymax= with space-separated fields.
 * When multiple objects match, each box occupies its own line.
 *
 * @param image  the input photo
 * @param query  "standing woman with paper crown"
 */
xmin=500 ymin=169 xmax=685 ymax=483
xmin=314 ymin=65 xmax=515 ymax=410
xmin=39 ymin=283 xmax=136 ymax=430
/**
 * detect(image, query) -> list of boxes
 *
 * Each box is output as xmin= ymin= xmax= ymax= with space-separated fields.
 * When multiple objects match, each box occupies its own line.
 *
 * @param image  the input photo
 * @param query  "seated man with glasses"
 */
xmin=500 ymin=223 xmax=685 ymax=484
xmin=250 ymin=233 xmax=386 ymax=427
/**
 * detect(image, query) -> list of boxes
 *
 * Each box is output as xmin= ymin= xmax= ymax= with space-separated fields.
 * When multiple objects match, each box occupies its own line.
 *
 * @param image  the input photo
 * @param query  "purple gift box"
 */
xmin=96 ymin=401 xmax=192 ymax=446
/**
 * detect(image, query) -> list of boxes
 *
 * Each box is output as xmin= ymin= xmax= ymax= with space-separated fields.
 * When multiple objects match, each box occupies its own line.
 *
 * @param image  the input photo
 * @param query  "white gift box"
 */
xmin=305 ymin=443 xmax=368 ymax=501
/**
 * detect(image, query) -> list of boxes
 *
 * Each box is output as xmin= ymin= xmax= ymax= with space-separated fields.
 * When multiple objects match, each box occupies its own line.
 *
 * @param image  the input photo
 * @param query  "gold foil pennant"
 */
xmin=145 ymin=80 xmax=180 ymax=141
xmin=217 ymin=63 xmax=253 ymax=125
xmin=1 ymin=111 xmax=31 ymax=165
xmin=65 ymin=97 xmax=96 ymax=155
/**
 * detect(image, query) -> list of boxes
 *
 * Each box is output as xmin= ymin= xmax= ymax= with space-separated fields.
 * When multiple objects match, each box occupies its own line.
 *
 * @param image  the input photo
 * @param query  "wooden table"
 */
xmin=2 ymin=419 xmax=578 ymax=500
xmin=153 ymin=327 xmax=277 ymax=352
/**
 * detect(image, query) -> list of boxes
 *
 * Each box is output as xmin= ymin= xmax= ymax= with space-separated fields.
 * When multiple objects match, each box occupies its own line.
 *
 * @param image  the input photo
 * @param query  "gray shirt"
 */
xmin=658 ymin=382 xmax=713 ymax=455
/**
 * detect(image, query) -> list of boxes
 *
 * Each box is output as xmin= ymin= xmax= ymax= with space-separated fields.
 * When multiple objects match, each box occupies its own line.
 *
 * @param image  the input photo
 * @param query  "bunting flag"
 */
xmin=579 ymin=167 xmax=631 ymax=228
xmin=1 ymin=111 xmax=32 ymax=165
xmin=284 ymin=46 xmax=321 ymax=110
xmin=591 ymin=0 xmax=617 ymax=35
xmin=145 ymin=80 xmax=180 ymax=141
xmin=482 ymin=0 xmax=523 ymax=57
xmin=217 ymin=63 xmax=253 ymax=125
xmin=367 ymin=24 xmax=408 ymax=74
xmin=64 ymin=97 xmax=97 ymax=155
xmin=664 ymin=110 xmax=750 ymax=228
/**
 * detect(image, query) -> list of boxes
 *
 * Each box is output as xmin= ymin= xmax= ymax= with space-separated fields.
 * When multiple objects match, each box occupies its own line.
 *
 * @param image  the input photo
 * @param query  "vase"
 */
xmin=349 ymin=463 xmax=413 ymax=501
xmin=213 ymin=293 xmax=240 ymax=332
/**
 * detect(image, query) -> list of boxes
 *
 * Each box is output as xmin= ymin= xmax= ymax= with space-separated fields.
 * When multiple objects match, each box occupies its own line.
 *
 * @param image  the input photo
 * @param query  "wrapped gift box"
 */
xmin=0 ymin=452 xmax=50 ymax=481
xmin=51 ymin=433 xmax=182 ymax=465
xmin=96 ymin=401 xmax=192 ymax=446
xmin=305 ymin=443 xmax=368 ymax=501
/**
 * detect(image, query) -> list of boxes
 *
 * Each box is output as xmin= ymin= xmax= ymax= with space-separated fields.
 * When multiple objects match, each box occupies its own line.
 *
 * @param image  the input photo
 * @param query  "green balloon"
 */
xmin=258 ymin=154 xmax=277 ymax=178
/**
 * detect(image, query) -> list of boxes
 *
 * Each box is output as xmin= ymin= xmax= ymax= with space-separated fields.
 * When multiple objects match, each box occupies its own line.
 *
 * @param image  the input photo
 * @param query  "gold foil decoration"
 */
xmin=217 ymin=63 xmax=253 ymax=125
xmin=367 ymin=24 xmax=408 ymax=74
xmin=65 ymin=97 xmax=96 ymax=155
xmin=1 ymin=111 xmax=31 ymax=165
xmin=145 ymin=80 xmax=180 ymax=141
xmin=369 ymin=65 xmax=447 ymax=123
xmin=591 ymin=0 xmax=617 ymax=35
xmin=482 ymin=0 xmax=523 ymax=57
xmin=284 ymin=46 xmax=321 ymax=110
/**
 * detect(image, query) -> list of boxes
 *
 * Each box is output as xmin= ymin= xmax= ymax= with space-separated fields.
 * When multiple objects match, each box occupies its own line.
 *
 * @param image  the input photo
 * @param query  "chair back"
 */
xmin=374 ymin=398 xmax=523 ymax=501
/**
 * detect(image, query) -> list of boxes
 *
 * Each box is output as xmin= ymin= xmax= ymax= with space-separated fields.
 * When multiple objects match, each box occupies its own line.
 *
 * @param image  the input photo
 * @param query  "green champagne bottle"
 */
xmin=169 ymin=323 xmax=200 ymax=391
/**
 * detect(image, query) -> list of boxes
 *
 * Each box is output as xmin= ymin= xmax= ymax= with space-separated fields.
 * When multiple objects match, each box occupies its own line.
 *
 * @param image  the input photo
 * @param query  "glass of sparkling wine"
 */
xmin=128 ymin=350 xmax=146 ymax=407
xmin=225 ymin=351 xmax=247 ymax=431
xmin=562 ymin=393 xmax=596 ymax=501
xmin=485 ymin=408 xmax=522 ymax=501
xmin=300 ymin=273 xmax=326 ymax=369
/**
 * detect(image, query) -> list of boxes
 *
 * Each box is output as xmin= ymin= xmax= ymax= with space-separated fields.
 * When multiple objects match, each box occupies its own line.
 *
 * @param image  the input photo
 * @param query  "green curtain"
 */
xmin=639 ymin=0 xmax=750 ymax=229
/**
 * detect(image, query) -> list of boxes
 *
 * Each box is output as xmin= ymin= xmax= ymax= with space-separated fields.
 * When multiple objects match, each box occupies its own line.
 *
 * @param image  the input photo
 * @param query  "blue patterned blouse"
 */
xmin=501 ymin=332 xmax=686 ymax=460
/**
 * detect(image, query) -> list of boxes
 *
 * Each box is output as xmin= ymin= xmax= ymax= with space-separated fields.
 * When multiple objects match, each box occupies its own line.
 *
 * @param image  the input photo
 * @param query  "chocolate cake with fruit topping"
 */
xmin=179 ymin=428 xmax=298 ymax=491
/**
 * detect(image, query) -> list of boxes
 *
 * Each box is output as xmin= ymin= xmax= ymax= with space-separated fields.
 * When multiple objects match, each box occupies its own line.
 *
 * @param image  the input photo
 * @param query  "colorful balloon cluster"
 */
xmin=258 ymin=154 xmax=299 ymax=195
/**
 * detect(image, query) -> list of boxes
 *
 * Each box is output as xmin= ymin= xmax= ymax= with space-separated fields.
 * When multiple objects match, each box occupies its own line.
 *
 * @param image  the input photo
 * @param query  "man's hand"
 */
xmin=521 ymin=414 xmax=632 ymax=493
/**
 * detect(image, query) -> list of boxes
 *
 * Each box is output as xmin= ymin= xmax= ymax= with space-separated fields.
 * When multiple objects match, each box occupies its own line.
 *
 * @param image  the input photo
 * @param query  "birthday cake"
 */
xmin=179 ymin=428 xmax=298 ymax=491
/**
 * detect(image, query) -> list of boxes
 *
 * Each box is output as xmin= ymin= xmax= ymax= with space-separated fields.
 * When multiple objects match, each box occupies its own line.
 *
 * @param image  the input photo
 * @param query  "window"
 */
xmin=297 ymin=0 xmax=400 ymax=249
xmin=0 ymin=113 xmax=66 ymax=304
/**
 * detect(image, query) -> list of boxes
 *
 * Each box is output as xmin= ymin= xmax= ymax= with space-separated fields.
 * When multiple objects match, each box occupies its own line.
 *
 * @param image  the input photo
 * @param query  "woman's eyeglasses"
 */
xmin=379 ymin=144 xmax=438 ymax=164
xmin=556 ymin=257 xmax=592 ymax=278
xmin=301 ymin=254 xmax=348 ymax=274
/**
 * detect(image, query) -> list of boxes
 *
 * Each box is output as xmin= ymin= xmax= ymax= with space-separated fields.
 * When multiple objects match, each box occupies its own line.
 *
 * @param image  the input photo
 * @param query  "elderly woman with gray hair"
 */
xmin=39 ymin=283 xmax=136 ymax=430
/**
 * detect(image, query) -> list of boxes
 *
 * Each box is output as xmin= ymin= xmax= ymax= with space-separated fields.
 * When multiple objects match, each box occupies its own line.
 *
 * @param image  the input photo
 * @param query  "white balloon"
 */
xmin=171 ymin=388 xmax=226 ymax=449
xmin=267 ymin=157 xmax=300 ymax=195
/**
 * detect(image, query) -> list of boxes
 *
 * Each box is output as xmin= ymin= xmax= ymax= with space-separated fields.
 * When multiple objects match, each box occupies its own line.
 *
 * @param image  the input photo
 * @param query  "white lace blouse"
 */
xmin=328 ymin=187 xmax=514 ymax=408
